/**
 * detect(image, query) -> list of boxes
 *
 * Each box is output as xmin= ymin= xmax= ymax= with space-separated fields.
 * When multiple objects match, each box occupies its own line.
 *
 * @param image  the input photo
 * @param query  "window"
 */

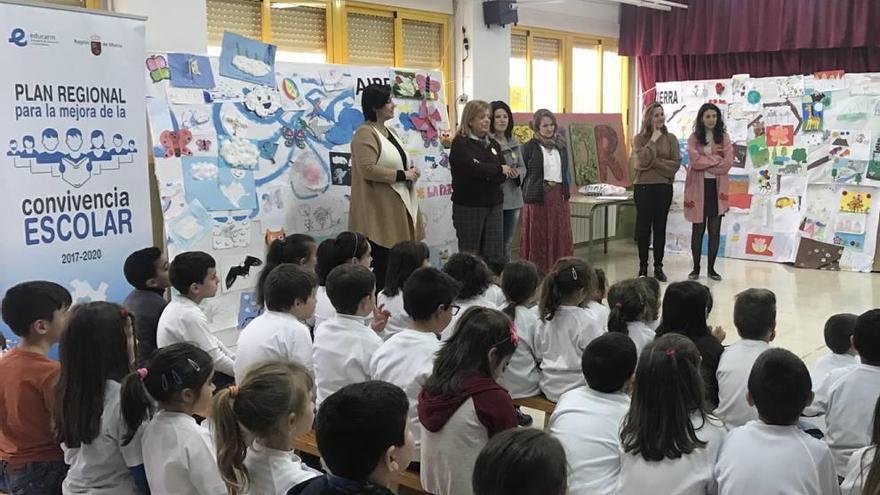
xmin=509 ymin=33 xmax=529 ymax=112
xmin=271 ymin=4 xmax=327 ymax=64
xmin=207 ymin=0 xmax=261 ymax=55
xmin=402 ymin=18 xmax=443 ymax=70
xmin=346 ymin=10 xmax=395 ymax=66
xmin=531 ymin=36 xmax=562 ymax=112
xmin=571 ymin=42 xmax=600 ymax=113
xmin=602 ymin=47 xmax=623 ymax=114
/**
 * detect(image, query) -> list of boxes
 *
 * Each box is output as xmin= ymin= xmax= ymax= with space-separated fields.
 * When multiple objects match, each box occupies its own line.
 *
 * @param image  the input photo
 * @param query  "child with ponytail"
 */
xmin=213 ymin=361 xmax=319 ymax=495
xmin=607 ymin=279 xmax=655 ymax=357
xmin=378 ymin=240 xmax=431 ymax=338
xmin=121 ymin=342 xmax=225 ymax=494
xmin=535 ymin=257 xmax=602 ymax=401
xmin=55 ymin=302 xmax=148 ymax=494
xmin=256 ymin=234 xmax=317 ymax=308
xmin=498 ymin=261 xmax=542 ymax=418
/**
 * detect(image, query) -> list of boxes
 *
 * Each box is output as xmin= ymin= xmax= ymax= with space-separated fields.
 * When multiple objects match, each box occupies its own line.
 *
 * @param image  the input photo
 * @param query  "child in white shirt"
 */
xmin=235 ymin=264 xmax=318 ymax=378
xmin=607 ymin=279 xmax=655 ymax=357
xmin=841 ymin=396 xmax=880 ymax=494
xmin=376 ymin=241 xmax=430 ymax=339
xmin=535 ymin=257 xmax=604 ymax=402
xmin=213 ymin=361 xmax=319 ymax=495
xmin=370 ymin=267 xmax=459 ymax=461
xmin=716 ymin=288 xmax=777 ymax=428
xmin=498 ymin=261 xmax=542 ymax=401
xmin=585 ymin=268 xmax=610 ymax=331
xmin=121 ymin=343 xmax=226 ymax=495
xmin=716 ymin=348 xmax=838 ymax=495
xmin=549 ymin=333 xmax=637 ymax=495
xmin=473 ymin=429 xmax=568 ymax=495
xmin=157 ymin=251 xmax=235 ymax=386
xmin=811 ymin=313 xmax=859 ymax=388
xmin=617 ymin=334 xmax=727 ymax=495
xmin=440 ymin=253 xmax=499 ymax=340
xmin=55 ymin=302 xmax=146 ymax=495
xmin=483 ymin=255 xmax=508 ymax=308
xmin=637 ymin=276 xmax=662 ymax=330
xmin=313 ymin=264 xmax=388 ymax=407
xmin=314 ymin=232 xmax=374 ymax=329
xmin=806 ymin=309 xmax=880 ymax=476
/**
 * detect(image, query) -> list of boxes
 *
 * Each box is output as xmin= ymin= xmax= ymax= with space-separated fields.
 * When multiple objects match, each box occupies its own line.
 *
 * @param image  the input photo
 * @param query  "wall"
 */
xmin=517 ymin=0 xmax=620 ymax=39
xmin=110 ymin=0 xmax=208 ymax=53
xmin=453 ymin=0 xmax=512 ymax=106
xmin=358 ymin=0 xmax=454 ymax=14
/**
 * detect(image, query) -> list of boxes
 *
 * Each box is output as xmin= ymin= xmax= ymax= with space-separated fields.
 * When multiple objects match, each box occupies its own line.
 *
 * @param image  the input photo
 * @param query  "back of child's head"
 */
xmin=733 ymin=288 xmax=777 ymax=340
xmin=582 ymin=332 xmax=637 ymax=393
xmin=593 ymin=268 xmax=607 ymax=303
xmin=264 ymin=264 xmax=318 ymax=312
xmin=855 ymin=309 xmax=880 ymax=364
xmin=539 ymin=257 xmax=594 ymax=322
xmin=121 ymin=343 xmax=214 ymax=443
xmin=326 ymin=263 xmax=375 ymax=315
xmin=257 ymin=234 xmax=316 ymax=306
xmin=56 ymin=301 xmax=134 ymax=447
xmin=824 ymin=313 xmax=858 ymax=354
xmin=620 ymin=333 xmax=707 ymax=462
xmin=403 ymin=267 xmax=460 ymax=321
xmin=213 ymin=361 xmax=314 ymax=494
xmin=484 ymin=255 xmax=506 ymax=281
xmin=655 ymin=281 xmax=711 ymax=341
xmin=124 ymin=247 xmax=164 ymax=290
xmin=607 ymin=279 xmax=649 ymax=335
xmin=472 ymin=428 xmax=567 ymax=495
xmin=501 ymin=260 xmax=540 ymax=320
xmin=316 ymin=231 xmax=371 ymax=286
xmin=424 ymin=307 xmax=516 ymax=396
xmin=748 ymin=348 xmax=811 ymax=425
xmin=637 ymin=277 xmax=661 ymax=322
xmin=443 ymin=252 xmax=492 ymax=300
xmin=316 ymin=381 xmax=409 ymax=482
xmin=1 ymin=280 xmax=71 ymax=338
xmin=383 ymin=241 xmax=430 ymax=298
xmin=169 ymin=251 xmax=215 ymax=295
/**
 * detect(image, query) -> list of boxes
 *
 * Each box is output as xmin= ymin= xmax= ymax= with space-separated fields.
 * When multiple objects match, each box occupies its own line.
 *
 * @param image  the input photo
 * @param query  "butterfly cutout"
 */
xmin=146 ymin=55 xmax=170 ymax=83
xmin=159 ymin=129 xmax=193 ymax=158
xmin=409 ymin=100 xmax=442 ymax=147
xmin=415 ymin=74 xmax=442 ymax=100
xmin=281 ymin=126 xmax=306 ymax=149
xmin=196 ymin=138 xmax=212 ymax=152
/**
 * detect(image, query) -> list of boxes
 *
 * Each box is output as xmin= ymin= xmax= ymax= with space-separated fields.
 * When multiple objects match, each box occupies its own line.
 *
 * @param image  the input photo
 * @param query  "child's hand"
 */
xmin=371 ymin=305 xmax=391 ymax=334
xmin=712 ymin=326 xmax=726 ymax=343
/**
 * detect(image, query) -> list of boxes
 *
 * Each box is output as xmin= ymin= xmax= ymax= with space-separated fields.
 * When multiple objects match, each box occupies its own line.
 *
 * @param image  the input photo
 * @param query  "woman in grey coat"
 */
xmin=490 ymin=101 xmax=527 ymax=261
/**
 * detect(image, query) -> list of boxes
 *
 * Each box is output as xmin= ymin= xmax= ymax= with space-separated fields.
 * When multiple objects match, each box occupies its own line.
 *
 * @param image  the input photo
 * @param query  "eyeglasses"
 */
xmin=443 ymin=304 xmax=461 ymax=316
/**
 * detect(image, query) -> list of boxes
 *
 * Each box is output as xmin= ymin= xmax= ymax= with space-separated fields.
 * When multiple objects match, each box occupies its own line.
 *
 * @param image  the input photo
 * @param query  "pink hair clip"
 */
xmin=614 ymin=302 xmax=623 ymax=309
xmin=665 ymin=348 xmax=676 ymax=357
xmin=508 ymin=322 xmax=520 ymax=346
xmin=120 ymin=308 xmax=130 ymax=319
xmin=136 ymin=368 xmax=148 ymax=381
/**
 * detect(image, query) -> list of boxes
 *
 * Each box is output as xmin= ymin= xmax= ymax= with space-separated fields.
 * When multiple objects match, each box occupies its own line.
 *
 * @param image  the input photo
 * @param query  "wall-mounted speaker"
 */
xmin=483 ymin=1 xmax=518 ymax=28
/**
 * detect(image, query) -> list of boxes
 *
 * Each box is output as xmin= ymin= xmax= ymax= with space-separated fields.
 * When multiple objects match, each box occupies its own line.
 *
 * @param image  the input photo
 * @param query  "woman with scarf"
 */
xmin=449 ymin=100 xmax=515 ymax=259
xmin=521 ymin=109 xmax=573 ymax=273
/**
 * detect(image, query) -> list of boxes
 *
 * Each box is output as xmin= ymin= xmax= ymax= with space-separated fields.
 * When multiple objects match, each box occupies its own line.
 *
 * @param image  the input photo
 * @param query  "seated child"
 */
xmin=637 ymin=277 xmax=661 ymax=330
xmin=377 ymin=241 xmax=430 ymax=339
xmin=483 ymin=255 xmax=508 ymax=308
xmin=716 ymin=288 xmax=777 ymax=428
xmin=440 ymin=253 xmax=499 ymax=340
xmin=314 ymin=232 xmax=373 ymax=329
xmin=811 ymin=313 xmax=859 ymax=387
xmin=585 ymin=268 xmax=610 ymax=331
xmin=715 ymin=348 xmax=838 ymax=495
xmin=473 ymin=429 xmax=568 ymax=495
xmin=123 ymin=246 xmax=170 ymax=365
xmin=607 ymin=279 xmax=654 ymax=357
xmin=549 ymin=333 xmax=637 ymax=495
xmin=287 ymin=381 xmax=415 ymax=495
xmin=498 ymin=261 xmax=542 ymax=402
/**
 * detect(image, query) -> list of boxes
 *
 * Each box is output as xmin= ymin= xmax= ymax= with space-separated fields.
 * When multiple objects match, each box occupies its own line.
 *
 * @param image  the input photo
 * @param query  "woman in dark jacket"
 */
xmin=449 ymin=100 xmax=514 ymax=259
xmin=520 ymin=108 xmax=573 ymax=273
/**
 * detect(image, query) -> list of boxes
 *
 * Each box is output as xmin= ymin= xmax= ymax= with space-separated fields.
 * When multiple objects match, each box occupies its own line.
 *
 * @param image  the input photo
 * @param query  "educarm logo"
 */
xmin=8 ymin=28 xmax=27 ymax=47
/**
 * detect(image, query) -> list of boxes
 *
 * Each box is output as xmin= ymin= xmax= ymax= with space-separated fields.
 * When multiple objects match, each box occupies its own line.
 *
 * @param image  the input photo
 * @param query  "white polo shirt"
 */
xmin=499 ymin=305 xmax=542 ymax=399
xmin=313 ymin=314 xmax=383 ymax=406
xmin=536 ymin=305 xmax=604 ymax=401
xmin=376 ymin=290 xmax=411 ymax=340
xmin=715 ymin=339 xmax=770 ymax=428
xmin=234 ymin=310 xmax=314 ymax=379
xmin=243 ymin=440 xmax=321 ymax=495
xmin=157 ymin=297 xmax=235 ymax=377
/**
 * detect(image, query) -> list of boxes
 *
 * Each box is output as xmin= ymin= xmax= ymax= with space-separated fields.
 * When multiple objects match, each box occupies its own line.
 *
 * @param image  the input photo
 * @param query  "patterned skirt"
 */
xmin=520 ymin=184 xmax=574 ymax=273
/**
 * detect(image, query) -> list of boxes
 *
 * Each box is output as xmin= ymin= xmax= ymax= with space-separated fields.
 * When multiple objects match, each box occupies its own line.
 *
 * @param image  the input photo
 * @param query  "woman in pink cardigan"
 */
xmin=685 ymin=103 xmax=732 ymax=281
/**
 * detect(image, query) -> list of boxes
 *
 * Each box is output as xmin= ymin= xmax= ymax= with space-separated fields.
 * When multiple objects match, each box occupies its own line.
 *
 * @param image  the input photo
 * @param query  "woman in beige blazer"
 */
xmin=349 ymin=84 xmax=424 ymax=291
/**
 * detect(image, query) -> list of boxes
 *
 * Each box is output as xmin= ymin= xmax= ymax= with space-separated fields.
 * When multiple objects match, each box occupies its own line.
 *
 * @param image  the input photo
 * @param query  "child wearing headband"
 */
xmin=314 ymin=231 xmax=374 ymax=329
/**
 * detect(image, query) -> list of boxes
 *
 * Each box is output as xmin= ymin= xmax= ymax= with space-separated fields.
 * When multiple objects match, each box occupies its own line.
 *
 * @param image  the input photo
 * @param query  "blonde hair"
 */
xmin=458 ymin=100 xmax=491 ymax=136
xmin=213 ymin=361 xmax=314 ymax=495
xmin=639 ymin=102 xmax=667 ymax=138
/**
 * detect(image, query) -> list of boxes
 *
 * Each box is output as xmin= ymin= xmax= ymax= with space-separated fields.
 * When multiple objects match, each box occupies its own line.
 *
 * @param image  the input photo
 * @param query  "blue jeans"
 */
xmin=0 ymin=460 xmax=67 ymax=495
xmin=502 ymin=208 xmax=521 ymax=261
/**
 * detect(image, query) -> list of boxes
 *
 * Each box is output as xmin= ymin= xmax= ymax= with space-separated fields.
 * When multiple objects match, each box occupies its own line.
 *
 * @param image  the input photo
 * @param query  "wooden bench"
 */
xmin=294 ymin=430 xmax=428 ymax=494
xmin=512 ymin=394 xmax=557 ymax=430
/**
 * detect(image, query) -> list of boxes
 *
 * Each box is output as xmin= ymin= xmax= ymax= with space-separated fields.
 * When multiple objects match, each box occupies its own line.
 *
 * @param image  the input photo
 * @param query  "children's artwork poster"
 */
xmin=656 ymin=74 xmax=880 ymax=272
xmin=146 ymin=42 xmax=456 ymax=333
xmin=0 ymin=4 xmax=151 ymax=347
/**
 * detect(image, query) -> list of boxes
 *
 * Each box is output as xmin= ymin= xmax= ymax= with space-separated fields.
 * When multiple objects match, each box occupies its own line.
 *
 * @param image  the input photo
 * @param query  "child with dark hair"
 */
xmin=314 ymin=231 xmax=373 ymax=328
xmin=313 ymin=264 xmax=388 ymax=407
xmin=617 ymin=334 xmax=727 ymax=494
xmin=288 ymin=381 xmax=415 ymax=495
xmin=842 ymin=396 xmax=880 ymax=494
xmin=123 ymin=246 xmax=170 ymax=365
xmin=370 ymin=267 xmax=460 ymax=463
xmin=716 ymin=288 xmax=777 ymax=428
xmin=0 ymin=281 xmax=71 ymax=493
xmin=377 ymin=240 xmax=430 ymax=338
xmin=498 ymin=261 xmax=542 ymax=404
xmin=121 ymin=343 xmax=223 ymax=493
xmin=473 ymin=428 xmax=567 ymax=495
xmin=607 ymin=279 xmax=654 ymax=357
xmin=637 ymin=277 xmax=661 ymax=330
xmin=235 ymin=264 xmax=319 ymax=379
xmin=808 ymin=308 xmax=880 ymax=477
xmin=586 ymin=267 xmax=610 ymax=331
xmin=158 ymin=251 xmax=235 ymax=386
xmin=257 ymin=234 xmax=317 ymax=308
xmin=440 ymin=252 xmax=499 ymax=340
xmin=535 ymin=257 xmax=602 ymax=401
xmin=716 ymin=348 xmax=837 ymax=495
xmin=483 ymin=255 xmax=508 ymax=308
xmin=549 ymin=333 xmax=637 ymax=495
xmin=811 ymin=313 xmax=859 ymax=387
xmin=214 ymin=361 xmax=319 ymax=495
xmin=419 ymin=307 xmax=519 ymax=495
xmin=55 ymin=302 xmax=148 ymax=494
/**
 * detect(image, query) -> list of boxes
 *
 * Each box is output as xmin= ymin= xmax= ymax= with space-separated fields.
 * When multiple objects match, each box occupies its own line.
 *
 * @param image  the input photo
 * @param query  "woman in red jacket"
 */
xmin=685 ymin=103 xmax=733 ymax=281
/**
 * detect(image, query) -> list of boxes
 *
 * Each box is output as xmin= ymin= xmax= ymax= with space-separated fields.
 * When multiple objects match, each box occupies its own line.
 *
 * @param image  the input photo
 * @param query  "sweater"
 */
xmin=449 ymin=134 xmax=505 ymax=207
xmin=631 ymin=132 xmax=681 ymax=185
xmin=521 ymin=139 xmax=571 ymax=204
xmin=495 ymin=136 xmax=527 ymax=210
xmin=123 ymin=288 xmax=168 ymax=366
